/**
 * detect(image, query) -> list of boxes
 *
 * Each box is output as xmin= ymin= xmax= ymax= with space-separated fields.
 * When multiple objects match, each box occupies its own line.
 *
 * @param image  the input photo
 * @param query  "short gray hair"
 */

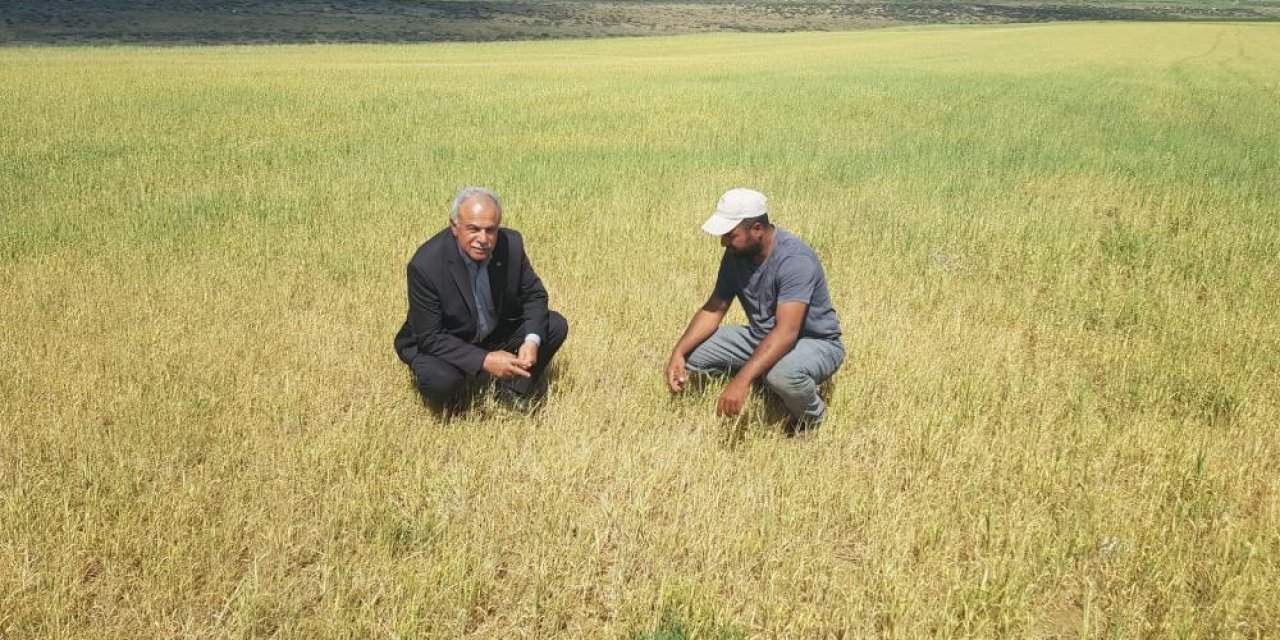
xmin=450 ymin=187 xmax=503 ymax=223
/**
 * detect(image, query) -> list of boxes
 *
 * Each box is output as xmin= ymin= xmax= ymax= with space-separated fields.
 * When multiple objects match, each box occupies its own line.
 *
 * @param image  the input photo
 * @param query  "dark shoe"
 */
xmin=424 ymin=395 xmax=470 ymax=422
xmin=785 ymin=417 xmax=821 ymax=438
xmin=495 ymin=385 xmax=542 ymax=414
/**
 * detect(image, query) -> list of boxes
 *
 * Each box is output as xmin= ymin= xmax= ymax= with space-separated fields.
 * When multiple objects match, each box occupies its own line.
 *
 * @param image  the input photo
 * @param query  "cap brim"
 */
xmin=700 ymin=214 xmax=739 ymax=236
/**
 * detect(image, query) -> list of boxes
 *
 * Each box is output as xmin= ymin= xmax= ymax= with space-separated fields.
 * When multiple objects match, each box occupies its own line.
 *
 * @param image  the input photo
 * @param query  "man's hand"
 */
xmin=483 ymin=351 xmax=532 ymax=379
xmin=717 ymin=379 xmax=750 ymax=418
xmin=666 ymin=354 xmax=688 ymax=393
xmin=668 ymin=298 xmax=730 ymax=394
xmin=516 ymin=340 xmax=539 ymax=370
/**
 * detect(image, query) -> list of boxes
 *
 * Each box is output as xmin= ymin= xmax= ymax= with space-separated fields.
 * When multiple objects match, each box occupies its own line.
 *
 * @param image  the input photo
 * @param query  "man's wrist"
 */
xmin=524 ymin=333 xmax=542 ymax=347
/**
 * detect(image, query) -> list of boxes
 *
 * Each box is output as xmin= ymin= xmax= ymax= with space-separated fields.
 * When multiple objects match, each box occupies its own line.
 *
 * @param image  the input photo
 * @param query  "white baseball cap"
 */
xmin=701 ymin=188 xmax=768 ymax=236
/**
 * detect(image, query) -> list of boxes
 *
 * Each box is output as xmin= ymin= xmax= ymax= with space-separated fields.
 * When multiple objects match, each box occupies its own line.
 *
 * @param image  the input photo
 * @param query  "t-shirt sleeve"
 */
xmin=775 ymin=255 xmax=819 ymax=305
xmin=712 ymin=251 xmax=739 ymax=302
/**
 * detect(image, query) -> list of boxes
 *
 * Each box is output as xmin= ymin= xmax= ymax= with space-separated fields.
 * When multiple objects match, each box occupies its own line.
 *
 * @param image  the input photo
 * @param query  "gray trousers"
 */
xmin=685 ymin=325 xmax=845 ymax=424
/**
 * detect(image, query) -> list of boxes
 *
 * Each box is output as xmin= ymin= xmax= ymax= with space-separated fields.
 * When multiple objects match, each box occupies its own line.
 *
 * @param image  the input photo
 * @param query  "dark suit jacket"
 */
xmin=394 ymin=227 xmax=549 ymax=375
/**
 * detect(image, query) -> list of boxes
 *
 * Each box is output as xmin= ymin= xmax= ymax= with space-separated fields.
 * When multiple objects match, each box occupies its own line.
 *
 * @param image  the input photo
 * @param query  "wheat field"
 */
xmin=2 ymin=22 xmax=1279 ymax=638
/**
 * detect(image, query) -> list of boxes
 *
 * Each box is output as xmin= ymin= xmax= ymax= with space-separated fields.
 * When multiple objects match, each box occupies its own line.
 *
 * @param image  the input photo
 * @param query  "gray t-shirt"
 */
xmin=712 ymin=228 xmax=842 ymax=342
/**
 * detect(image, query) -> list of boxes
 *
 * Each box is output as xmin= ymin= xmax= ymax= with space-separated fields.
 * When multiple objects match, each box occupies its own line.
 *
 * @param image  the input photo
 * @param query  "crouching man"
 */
xmin=395 ymin=187 xmax=568 ymax=412
xmin=666 ymin=188 xmax=843 ymax=429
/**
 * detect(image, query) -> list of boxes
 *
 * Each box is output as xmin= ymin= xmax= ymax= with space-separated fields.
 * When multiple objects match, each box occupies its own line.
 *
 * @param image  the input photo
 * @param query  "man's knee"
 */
xmin=764 ymin=361 xmax=813 ymax=396
xmin=685 ymin=325 xmax=753 ymax=374
xmin=412 ymin=357 xmax=468 ymax=406
xmin=685 ymin=344 xmax=731 ymax=375
xmin=686 ymin=341 xmax=731 ymax=373
xmin=546 ymin=311 xmax=569 ymax=351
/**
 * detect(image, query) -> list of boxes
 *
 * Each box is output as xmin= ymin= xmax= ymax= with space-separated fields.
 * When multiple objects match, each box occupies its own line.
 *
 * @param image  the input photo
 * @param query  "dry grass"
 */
xmin=2 ymin=23 xmax=1279 ymax=638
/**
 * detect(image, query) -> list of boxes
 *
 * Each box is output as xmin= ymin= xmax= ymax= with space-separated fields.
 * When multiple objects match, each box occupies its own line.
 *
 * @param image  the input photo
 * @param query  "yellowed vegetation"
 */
xmin=2 ymin=23 xmax=1278 ymax=638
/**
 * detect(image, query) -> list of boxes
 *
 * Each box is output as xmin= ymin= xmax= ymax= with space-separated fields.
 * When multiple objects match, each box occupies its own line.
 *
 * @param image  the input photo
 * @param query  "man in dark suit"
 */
xmin=394 ymin=187 xmax=568 ymax=411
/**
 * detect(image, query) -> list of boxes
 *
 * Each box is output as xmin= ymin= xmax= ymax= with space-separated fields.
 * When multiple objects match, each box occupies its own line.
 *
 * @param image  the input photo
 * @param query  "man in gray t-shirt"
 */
xmin=667 ymin=188 xmax=845 ymax=428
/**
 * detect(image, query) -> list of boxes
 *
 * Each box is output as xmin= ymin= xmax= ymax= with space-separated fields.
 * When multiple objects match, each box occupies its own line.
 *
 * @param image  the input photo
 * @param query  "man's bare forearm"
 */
xmin=732 ymin=327 xmax=798 ymax=385
xmin=730 ymin=301 xmax=806 ymax=386
xmin=671 ymin=301 xmax=728 ymax=359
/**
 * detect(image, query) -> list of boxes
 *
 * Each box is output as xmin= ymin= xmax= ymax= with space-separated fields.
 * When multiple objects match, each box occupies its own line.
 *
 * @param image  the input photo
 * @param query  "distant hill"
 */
xmin=2 ymin=0 xmax=1278 ymax=45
